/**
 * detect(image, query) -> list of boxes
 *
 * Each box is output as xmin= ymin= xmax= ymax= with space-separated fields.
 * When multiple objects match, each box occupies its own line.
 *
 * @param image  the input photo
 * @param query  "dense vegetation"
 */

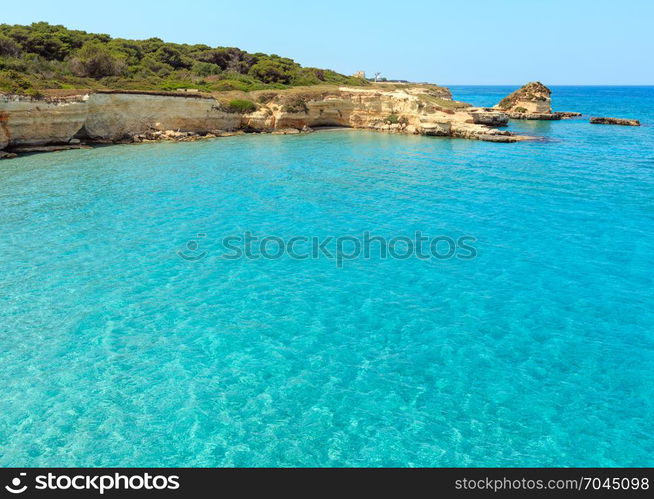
xmin=0 ymin=22 xmax=367 ymax=95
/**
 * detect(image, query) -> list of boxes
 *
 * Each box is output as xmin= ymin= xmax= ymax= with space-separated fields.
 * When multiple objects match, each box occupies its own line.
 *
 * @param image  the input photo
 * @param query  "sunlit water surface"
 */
xmin=0 ymin=87 xmax=653 ymax=466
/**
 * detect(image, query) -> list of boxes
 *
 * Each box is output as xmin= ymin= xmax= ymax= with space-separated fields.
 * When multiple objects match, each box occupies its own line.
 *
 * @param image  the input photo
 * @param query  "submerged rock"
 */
xmin=589 ymin=117 xmax=640 ymax=126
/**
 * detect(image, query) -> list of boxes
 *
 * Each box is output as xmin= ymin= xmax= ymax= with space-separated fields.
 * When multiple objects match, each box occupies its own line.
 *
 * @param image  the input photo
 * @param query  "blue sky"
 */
xmin=3 ymin=0 xmax=652 ymax=85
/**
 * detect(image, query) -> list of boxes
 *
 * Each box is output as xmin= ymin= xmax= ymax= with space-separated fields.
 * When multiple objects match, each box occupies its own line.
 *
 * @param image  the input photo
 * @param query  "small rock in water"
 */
xmin=0 ymin=150 xmax=18 ymax=159
xmin=554 ymin=112 xmax=583 ymax=119
xmin=272 ymin=128 xmax=301 ymax=135
xmin=589 ymin=117 xmax=640 ymax=126
xmin=471 ymin=111 xmax=509 ymax=127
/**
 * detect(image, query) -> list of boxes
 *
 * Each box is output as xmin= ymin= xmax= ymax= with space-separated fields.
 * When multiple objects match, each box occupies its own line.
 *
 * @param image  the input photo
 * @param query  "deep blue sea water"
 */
xmin=1 ymin=87 xmax=653 ymax=466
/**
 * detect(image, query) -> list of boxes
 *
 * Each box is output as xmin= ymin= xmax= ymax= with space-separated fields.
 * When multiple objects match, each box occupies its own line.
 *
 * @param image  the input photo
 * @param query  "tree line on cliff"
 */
xmin=0 ymin=22 xmax=366 ymax=95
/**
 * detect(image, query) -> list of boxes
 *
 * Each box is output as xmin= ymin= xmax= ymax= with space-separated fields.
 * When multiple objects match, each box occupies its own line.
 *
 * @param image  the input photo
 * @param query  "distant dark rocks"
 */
xmin=505 ymin=111 xmax=582 ymax=121
xmin=589 ymin=117 xmax=640 ymax=126
xmin=553 ymin=112 xmax=582 ymax=119
xmin=506 ymin=112 xmax=562 ymax=120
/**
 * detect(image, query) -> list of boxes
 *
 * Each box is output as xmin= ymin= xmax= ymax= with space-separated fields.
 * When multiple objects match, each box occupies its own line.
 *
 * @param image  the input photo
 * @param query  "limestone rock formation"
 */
xmin=0 ymin=94 xmax=88 ymax=146
xmin=84 ymin=92 xmax=242 ymax=141
xmin=589 ymin=117 xmax=640 ymax=126
xmin=470 ymin=111 xmax=509 ymax=127
xmin=0 ymin=84 xmax=534 ymax=157
xmin=496 ymin=81 xmax=552 ymax=115
xmin=494 ymin=83 xmax=585 ymax=121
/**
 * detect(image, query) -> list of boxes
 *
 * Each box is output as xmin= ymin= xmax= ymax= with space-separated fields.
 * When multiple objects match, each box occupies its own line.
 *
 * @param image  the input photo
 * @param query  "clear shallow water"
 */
xmin=1 ymin=87 xmax=653 ymax=467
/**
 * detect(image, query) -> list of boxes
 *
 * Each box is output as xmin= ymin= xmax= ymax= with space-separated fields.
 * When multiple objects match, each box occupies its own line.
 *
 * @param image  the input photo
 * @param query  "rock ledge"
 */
xmin=589 ymin=117 xmax=640 ymax=126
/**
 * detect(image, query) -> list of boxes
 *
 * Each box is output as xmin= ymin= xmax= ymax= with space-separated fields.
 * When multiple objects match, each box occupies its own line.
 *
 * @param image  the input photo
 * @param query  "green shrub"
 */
xmin=225 ymin=99 xmax=257 ymax=113
xmin=192 ymin=61 xmax=221 ymax=77
xmin=0 ymin=69 xmax=34 ymax=93
xmin=154 ymin=45 xmax=192 ymax=70
xmin=0 ymin=35 xmax=21 ymax=57
xmin=248 ymin=59 xmax=295 ymax=84
xmin=384 ymin=114 xmax=409 ymax=125
xmin=0 ymin=56 xmax=28 ymax=72
xmin=69 ymin=41 xmax=125 ymax=78
xmin=139 ymin=54 xmax=171 ymax=76
xmin=514 ymin=106 xmax=528 ymax=113
xmin=24 ymin=87 xmax=43 ymax=98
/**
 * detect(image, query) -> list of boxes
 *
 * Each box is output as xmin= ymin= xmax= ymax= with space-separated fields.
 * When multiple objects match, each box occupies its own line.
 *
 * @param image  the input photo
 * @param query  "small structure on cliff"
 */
xmin=353 ymin=71 xmax=366 ymax=79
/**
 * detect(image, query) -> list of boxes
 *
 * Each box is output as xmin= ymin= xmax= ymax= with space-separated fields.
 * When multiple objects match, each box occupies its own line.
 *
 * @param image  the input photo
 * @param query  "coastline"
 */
xmin=3 ymin=81 xmax=624 ymax=160
xmin=1 ymin=83 xmax=544 ymax=159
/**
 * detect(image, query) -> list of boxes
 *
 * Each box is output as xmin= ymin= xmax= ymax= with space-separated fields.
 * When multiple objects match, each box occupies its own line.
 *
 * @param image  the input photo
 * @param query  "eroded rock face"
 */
xmin=84 ymin=93 xmax=242 ymax=140
xmin=0 ymin=111 xmax=9 ymax=149
xmin=496 ymin=81 xmax=552 ymax=114
xmin=0 ymin=85 xmax=533 ymax=156
xmin=470 ymin=111 xmax=509 ymax=127
xmin=265 ymin=87 xmax=522 ymax=141
xmin=0 ymin=94 xmax=88 ymax=146
xmin=450 ymin=123 xmax=521 ymax=142
xmin=590 ymin=117 xmax=640 ymax=126
xmin=416 ymin=122 xmax=451 ymax=136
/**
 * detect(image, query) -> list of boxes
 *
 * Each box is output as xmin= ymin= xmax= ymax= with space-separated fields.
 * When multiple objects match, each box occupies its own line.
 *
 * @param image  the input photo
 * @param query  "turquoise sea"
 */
xmin=1 ymin=86 xmax=653 ymax=467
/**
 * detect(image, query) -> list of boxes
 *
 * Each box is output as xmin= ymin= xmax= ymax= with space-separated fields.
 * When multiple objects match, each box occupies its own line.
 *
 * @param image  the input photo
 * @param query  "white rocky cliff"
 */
xmin=0 ymin=85 xmax=530 ymax=158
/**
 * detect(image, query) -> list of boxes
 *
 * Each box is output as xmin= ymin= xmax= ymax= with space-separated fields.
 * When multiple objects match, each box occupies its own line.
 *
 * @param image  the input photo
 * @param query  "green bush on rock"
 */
xmin=225 ymin=99 xmax=257 ymax=113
